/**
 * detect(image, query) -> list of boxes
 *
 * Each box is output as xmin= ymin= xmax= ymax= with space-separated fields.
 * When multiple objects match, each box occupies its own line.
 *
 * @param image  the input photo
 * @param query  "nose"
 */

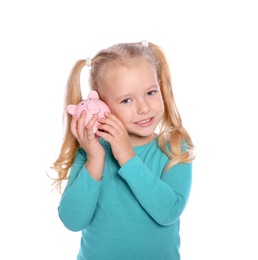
xmin=86 ymin=101 xmax=98 ymax=111
xmin=137 ymin=99 xmax=150 ymax=115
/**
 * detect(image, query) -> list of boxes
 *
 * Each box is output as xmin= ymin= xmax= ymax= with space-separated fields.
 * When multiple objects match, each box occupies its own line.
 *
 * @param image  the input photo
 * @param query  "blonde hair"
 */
xmin=50 ymin=41 xmax=195 ymax=193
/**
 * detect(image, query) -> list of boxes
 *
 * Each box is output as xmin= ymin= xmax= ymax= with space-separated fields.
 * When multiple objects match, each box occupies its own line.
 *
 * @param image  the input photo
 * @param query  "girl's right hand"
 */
xmin=70 ymin=110 xmax=105 ymax=180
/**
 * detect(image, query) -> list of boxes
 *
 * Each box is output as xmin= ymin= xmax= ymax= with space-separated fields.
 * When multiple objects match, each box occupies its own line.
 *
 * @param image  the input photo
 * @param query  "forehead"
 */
xmin=96 ymin=58 xmax=157 ymax=98
xmin=105 ymin=58 xmax=156 ymax=80
xmin=107 ymin=56 xmax=154 ymax=74
xmin=100 ymin=63 xmax=157 ymax=99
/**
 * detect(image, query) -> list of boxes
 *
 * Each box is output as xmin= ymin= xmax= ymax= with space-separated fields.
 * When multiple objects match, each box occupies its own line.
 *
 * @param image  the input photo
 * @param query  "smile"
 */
xmin=138 ymin=118 xmax=151 ymax=124
xmin=92 ymin=108 xmax=101 ymax=115
xmin=135 ymin=117 xmax=154 ymax=125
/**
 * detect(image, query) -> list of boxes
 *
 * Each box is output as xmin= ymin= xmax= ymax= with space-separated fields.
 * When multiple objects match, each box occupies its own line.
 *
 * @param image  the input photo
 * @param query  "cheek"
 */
xmin=109 ymin=105 xmax=130 ymax=119
xmin=111 ymin=107 xmax=133 ymax=126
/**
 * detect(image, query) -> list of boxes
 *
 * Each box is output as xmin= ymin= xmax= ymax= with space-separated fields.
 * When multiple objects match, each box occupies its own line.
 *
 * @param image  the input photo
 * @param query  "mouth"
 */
xmin=92 ymin=108 xmax=101 ymax=115
xmin=134 ymin=117 xmax=154 ymax=126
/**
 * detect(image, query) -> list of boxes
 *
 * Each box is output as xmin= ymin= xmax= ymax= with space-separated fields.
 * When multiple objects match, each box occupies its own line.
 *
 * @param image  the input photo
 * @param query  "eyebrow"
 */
xmin=115 ymin=84 xmax=160 ymax=101
xmin=115 ymin=93 xmax=132 ymax=102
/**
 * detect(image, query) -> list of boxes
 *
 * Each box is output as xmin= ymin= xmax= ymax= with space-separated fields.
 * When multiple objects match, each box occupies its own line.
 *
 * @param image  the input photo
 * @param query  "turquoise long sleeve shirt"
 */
xmin=58 ymin=138 xmax=192 ymax=260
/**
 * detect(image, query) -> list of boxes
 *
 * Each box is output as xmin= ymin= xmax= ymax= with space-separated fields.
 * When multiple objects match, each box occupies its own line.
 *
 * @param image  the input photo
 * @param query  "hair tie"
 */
xmin=141 ymin=40 xmax=149 ymax=48
xmin=86 ymin=57 xmax=91 ymax=67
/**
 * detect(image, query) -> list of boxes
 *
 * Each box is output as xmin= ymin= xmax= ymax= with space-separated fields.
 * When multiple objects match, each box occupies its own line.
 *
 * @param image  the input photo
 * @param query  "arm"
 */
xmin=58 ymin=149 xmax=102 ymax=231
xmin=118 ymin=156 xmax=192 ymax=226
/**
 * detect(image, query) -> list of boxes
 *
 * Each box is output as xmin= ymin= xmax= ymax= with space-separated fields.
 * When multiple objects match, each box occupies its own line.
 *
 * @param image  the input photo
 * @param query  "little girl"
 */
xmin=51 ymin=40 xmax=195 ymax=260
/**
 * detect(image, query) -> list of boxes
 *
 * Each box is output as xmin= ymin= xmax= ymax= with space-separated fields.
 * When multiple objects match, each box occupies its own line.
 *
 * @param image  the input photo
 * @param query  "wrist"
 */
xmin=117 ymin=152 xmax=136 ymax=167
xmin=85 ymin=158 xmax=104 ymax=180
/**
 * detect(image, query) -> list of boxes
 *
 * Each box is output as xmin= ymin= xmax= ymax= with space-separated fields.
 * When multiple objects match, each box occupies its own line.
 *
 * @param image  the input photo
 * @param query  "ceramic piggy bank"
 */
xmin=67 ymin=90 xmax=110 ymax=133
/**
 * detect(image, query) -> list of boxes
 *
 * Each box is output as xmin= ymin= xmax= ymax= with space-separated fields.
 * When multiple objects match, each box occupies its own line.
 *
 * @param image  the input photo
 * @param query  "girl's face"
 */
xmin=100 ymin=61 xmax=164 ymax=146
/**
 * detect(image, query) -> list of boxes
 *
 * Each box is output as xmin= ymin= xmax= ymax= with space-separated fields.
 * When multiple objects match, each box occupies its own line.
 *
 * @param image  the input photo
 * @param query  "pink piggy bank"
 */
xmin=66 ymin=90 xmax=110 ymax=133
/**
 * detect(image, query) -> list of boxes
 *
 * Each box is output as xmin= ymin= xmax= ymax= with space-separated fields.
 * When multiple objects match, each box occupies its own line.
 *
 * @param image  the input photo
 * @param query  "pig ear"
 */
xmin=66 ymin=104 xmax=76 ymax=115
xmin=87 ymin=90 xmax=99 ymax=99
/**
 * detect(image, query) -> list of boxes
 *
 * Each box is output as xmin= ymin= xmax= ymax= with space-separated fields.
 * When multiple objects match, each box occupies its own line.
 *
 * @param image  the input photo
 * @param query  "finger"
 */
xmin=99 ymin=113 xmax=125 ymax=129
xmin=85 ymin=114 xmax=98 ymax=135
xmin=95 ymin=126 xmax=114 ymax=141
xmin=77 ymin=110 xmax=87 ymax=137
xmin=97 ymin=121 xmax=127 ymax=141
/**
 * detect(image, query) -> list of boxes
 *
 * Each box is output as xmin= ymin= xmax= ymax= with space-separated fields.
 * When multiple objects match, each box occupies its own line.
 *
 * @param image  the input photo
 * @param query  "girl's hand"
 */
xmin=70 ymin=111 xmax=105 ymax=180
xmin=96 ymin=113 xmax=135 ymax=166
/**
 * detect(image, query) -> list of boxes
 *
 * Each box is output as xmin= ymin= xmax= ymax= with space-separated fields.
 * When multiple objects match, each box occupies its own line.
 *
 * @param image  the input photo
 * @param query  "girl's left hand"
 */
xmin=96 ymin=113 xmax=135 ymax=166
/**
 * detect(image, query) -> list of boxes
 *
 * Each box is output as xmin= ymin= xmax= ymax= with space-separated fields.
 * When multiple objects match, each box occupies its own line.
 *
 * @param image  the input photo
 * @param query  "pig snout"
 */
xmin=86 ymin=101 xmax=98 ymax=111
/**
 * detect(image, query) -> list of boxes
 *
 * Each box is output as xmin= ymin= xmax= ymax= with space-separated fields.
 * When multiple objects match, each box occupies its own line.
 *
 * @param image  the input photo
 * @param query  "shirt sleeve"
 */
xmin=118 ymin=156 xmax=192 ymax=226
xmin=58 ymin=149 xmax=101 ymax=232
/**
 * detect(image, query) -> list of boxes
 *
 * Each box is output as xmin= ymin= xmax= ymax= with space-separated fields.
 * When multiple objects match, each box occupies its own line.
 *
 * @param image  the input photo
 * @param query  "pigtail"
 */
xmin=149 ymin=44 xmax=195 ymax=169
xmin=50 ymin=60 xmax=86 ymax=193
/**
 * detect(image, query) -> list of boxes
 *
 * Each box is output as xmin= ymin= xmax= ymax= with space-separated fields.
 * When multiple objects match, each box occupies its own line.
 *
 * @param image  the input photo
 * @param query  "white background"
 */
xmin=1 ymin=0 xmax=257 ymax=259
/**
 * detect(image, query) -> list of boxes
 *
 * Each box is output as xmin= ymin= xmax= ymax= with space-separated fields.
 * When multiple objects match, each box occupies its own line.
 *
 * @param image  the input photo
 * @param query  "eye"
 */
xmin=121 ymin=98 xmax=132 ymax=104
xmin=147 ymin=90 xmax=157 ymax=96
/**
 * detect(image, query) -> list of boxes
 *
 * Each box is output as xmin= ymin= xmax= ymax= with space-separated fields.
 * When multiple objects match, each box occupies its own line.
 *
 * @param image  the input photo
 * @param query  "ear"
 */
xmin=87 ymin=90 xmax=99 ymax=99
xmin=66 ymin=104 xmax=76 ymax=115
